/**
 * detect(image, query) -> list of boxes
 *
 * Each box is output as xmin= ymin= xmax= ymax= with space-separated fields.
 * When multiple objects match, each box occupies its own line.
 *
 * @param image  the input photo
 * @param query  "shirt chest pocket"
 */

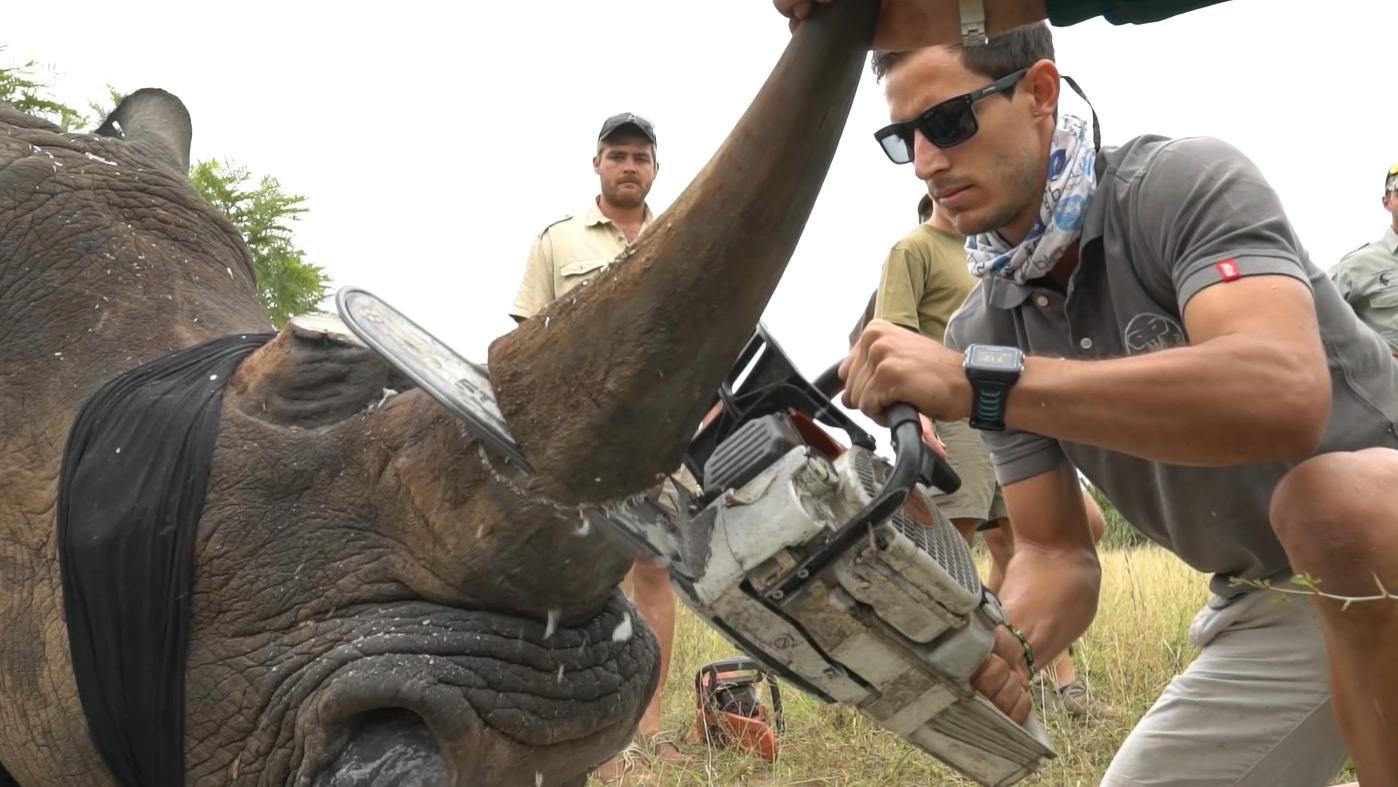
xmin=560 ymin=258 xmax=613 ymax=280
xmin=1370 ymin=286 xmax=1398 ymax=309
xmin=556 ymin=258 xmax=614 ymax=298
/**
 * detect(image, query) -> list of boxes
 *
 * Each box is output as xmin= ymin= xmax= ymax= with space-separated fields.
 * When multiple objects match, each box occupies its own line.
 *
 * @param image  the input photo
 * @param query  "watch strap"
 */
xmin=969 ymin=378 xmax=1011 ymax=431
xmin=959 ymin=0 xmax=988 ymax=47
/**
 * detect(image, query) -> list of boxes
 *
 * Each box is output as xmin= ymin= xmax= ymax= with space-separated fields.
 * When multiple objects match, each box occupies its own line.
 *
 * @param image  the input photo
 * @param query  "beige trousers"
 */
xmin=1101 ymin=588 xmax=1350 ymax=786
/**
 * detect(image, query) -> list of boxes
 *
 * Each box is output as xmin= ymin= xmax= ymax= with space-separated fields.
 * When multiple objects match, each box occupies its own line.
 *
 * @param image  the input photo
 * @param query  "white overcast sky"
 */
xmin=6 ymin=0 xmax=1398 ymax=396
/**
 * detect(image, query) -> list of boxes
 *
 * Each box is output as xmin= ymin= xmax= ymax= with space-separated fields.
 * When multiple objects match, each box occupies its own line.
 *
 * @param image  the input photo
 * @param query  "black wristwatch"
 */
xmin=963 ymin=344 xmax=1024 ymax=432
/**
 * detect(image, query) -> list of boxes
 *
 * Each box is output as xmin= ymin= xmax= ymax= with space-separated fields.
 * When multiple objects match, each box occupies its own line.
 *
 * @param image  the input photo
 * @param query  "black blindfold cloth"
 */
xmin=58 ymin=333 xmax=273 ymax=787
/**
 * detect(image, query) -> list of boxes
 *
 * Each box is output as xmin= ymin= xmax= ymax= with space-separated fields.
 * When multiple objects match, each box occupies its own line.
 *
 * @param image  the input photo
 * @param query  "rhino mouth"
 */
xmin=288 ymin=592 xmax=654 ymax=787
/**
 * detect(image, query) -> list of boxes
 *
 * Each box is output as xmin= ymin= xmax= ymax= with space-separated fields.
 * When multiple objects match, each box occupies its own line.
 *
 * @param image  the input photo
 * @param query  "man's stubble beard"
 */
xmin=603 ymin=184 xmax=648 ymax=210
xmin=958 ymin=149 xmax=1044 ymax=239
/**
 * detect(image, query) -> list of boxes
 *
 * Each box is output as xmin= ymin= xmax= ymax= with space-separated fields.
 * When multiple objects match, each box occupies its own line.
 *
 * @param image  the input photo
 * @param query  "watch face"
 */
xmin=968 ymin=345 xmax=1022 ymax=370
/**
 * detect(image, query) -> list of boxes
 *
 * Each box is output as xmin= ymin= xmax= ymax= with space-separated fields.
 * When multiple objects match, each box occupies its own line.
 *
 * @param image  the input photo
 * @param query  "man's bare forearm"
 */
xmin=1005 ymin=334 xmax=1330 ymax=465
xmin=998 ymin=544 xmax=1099 ymax=671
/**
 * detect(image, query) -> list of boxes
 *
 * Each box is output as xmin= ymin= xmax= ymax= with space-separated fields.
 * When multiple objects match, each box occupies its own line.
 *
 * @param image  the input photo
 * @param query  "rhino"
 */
xmin=0 ymin=2 xmax=877 ymax=785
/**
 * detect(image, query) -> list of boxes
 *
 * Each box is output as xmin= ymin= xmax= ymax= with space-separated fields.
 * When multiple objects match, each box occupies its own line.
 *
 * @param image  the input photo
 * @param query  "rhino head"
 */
xmin=0 ymin=3 xmax=875 ymax=785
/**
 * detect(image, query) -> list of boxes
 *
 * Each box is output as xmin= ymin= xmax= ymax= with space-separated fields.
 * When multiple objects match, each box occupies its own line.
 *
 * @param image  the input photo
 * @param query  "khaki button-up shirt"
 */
xmin=1331 ymin=227 xmax=1398 ymax=352
xmin=510 ymin=201 xmax=653 ymax=320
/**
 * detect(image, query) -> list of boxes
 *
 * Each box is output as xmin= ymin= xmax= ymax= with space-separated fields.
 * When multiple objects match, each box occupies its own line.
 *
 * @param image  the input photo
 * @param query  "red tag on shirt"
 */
xmin=1216 ymin=259 xmax=1240 ymax=281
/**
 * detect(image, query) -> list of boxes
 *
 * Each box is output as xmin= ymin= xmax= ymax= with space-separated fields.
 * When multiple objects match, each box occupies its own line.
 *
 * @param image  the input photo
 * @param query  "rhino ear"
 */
xmin=95 ymin=88 xmax=192 ymax=174
xmin=229 ymin=314 xmax=396 ymax=429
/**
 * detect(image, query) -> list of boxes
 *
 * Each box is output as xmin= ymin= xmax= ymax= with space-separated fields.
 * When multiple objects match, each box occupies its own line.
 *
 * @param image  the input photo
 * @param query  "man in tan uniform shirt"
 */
xmin=864 ymin=194 xmax=1114 ymax=718
xmin=510 ymin=114 xmax=685 ymax=771
xmin=511 ymin=113 xmax=658 ymax=320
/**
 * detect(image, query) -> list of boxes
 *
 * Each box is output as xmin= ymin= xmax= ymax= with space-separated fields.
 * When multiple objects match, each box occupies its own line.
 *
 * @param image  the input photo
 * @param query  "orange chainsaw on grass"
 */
xmin=692 ymin=657 xmax=784 ymax=762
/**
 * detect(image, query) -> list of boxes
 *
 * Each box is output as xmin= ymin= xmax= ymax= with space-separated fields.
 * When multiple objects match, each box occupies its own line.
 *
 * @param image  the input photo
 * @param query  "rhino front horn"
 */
xmin=488 ymin=0 xmax=878 ymax=505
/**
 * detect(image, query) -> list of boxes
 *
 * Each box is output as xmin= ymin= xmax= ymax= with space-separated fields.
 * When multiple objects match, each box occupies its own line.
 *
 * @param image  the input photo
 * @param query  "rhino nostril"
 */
xmin=313 ymin=708 xmax=450 ymax=787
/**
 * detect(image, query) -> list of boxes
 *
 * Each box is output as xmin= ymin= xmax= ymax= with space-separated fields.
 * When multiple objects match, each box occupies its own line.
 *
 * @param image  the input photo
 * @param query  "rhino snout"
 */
xmin=278 ymin=597 xmax=655 ymax=787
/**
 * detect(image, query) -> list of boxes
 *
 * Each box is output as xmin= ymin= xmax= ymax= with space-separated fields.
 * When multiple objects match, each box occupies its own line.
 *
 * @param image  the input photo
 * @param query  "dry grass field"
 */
xmin=589 ymin=546 xmax=1354 ymax=786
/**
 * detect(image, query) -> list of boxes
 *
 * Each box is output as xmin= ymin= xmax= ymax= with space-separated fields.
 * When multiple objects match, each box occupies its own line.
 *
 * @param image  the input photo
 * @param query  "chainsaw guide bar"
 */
xmin=335 ymin=286 xmax=531 ymax=471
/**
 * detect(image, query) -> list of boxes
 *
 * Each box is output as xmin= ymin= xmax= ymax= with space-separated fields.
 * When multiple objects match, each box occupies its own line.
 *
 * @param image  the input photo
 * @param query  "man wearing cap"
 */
xmin=511 ymin=113 xmax=660 ymax=320
xmin=510 ymin=113 xmax=685 ymax=775
xmin=1331 ymin=164 xmax=1398 ymax=355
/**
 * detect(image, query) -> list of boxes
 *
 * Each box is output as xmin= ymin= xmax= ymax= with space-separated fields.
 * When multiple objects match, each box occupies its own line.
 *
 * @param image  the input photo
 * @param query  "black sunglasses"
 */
xmin=874 ymin=68 xmax=1029 ymax=164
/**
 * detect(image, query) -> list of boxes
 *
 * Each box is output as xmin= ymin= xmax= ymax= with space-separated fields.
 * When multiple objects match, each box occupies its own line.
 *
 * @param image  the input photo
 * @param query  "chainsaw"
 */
xmin=336 ymin=288 xmax=1056 ymax=787
xmin=693 ymin=657 xmax=783 ymax=762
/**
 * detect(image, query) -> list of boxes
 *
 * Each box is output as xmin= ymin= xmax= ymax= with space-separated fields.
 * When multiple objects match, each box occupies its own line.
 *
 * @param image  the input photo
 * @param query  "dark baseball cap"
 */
xmin=598 ymin=112 xmax=657 ymax=146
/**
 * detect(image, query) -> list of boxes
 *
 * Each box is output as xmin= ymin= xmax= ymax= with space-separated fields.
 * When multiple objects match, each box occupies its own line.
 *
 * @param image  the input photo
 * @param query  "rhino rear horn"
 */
xmin=228 ymin=315 xmax=396 ymax=429
xmin=96 ymin=88 xmax=193 ymax=174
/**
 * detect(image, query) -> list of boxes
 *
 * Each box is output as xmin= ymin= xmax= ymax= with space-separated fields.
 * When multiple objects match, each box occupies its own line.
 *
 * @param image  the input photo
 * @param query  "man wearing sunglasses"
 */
xmin=839 ymin=23 xmax=1398 ymax=786
xmin=1330 ymin=164 xmax=1398 ymax=356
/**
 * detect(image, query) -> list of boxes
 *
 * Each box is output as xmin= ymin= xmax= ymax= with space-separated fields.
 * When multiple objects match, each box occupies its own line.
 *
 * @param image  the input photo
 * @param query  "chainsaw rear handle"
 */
xmin=887 ymin=402 xmax=933 ymax=487
xmin=814 ymin=363 xmax=961 ymax=495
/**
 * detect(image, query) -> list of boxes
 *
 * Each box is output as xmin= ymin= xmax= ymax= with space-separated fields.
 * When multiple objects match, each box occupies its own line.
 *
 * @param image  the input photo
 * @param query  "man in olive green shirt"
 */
xmin=1331 ymin=163 xmax=1398 ymax=354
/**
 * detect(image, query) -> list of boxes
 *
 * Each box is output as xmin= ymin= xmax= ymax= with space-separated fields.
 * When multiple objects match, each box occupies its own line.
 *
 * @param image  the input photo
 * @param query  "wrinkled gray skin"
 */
xmin=0 ymin=90 xmax=655 ymax=786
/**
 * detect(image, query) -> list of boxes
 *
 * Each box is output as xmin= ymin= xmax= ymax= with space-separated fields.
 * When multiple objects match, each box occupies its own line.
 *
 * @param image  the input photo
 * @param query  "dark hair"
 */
xmin=917 ymin=194 xmax=934 ymax=222
xmin=871 ymin=23 xmax=1055 ymax=83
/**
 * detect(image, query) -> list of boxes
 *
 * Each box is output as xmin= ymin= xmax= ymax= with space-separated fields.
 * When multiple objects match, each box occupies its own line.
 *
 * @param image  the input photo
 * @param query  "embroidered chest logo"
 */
xmin=1123 ymin=314 xmax=1186 ymax=354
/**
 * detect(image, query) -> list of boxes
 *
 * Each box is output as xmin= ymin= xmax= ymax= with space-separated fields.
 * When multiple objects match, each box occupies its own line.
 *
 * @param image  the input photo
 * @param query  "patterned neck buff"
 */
xmin=965 ymin=114 xmax=1097 ymax=284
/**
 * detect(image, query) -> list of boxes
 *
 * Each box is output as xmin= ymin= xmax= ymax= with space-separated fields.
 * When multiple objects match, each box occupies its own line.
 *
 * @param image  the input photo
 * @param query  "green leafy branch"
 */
xmin=190 ymin=160 xmax=329 ymax=327
xmin=0 ymin=51 xmax=88 ymax=131
xmin=1231 ymin=573 xmax=1398 ymax=608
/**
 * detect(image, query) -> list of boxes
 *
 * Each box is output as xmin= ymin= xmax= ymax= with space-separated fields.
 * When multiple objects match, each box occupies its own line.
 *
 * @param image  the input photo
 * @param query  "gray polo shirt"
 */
xmin=946 ymin=135 xmax=1398 ymax=597
xmin=1330 ymin=227 xmax=1398 ymax=352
